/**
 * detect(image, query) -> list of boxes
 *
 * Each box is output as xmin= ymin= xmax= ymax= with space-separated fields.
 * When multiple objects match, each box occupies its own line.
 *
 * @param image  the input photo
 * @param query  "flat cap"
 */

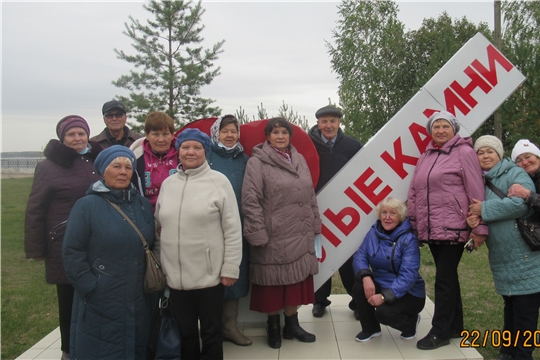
xmin=315 ymin=105 xmax=343 ymax=119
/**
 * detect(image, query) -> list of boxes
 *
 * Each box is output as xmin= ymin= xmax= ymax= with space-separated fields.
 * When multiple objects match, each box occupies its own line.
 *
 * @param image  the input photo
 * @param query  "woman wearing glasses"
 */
xmin=352 ymin=197 xmax=425 ymax=342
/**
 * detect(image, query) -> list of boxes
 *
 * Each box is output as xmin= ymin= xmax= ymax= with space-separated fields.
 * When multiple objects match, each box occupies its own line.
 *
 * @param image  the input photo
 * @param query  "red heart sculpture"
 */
xmin=176 ymin=118 xmax=320 ymax=188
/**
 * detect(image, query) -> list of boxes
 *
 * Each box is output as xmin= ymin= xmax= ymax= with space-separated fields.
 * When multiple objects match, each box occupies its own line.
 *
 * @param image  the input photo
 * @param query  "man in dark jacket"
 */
xmin=309 ymin=104 xmax=362 ymax=318
xmin=90 ymin=100 xmax=142 ymax=148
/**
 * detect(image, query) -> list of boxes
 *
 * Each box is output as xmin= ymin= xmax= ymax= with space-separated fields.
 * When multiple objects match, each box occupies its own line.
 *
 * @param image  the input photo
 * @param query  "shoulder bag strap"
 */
xmin=104 ymin=198 xmax=149 ymax=250
xmin=485 ymin=179 xmax=507 ymax=199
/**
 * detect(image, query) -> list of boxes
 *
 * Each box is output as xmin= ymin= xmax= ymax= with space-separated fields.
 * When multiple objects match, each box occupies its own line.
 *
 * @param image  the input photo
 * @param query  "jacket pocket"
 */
xmin=205 ymin=248 xmax=213 ymax=275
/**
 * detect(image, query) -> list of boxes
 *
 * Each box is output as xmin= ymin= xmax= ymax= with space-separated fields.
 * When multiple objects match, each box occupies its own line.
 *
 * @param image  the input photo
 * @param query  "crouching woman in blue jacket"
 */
xmin=352 ymin=197 xmax=426 ymax=342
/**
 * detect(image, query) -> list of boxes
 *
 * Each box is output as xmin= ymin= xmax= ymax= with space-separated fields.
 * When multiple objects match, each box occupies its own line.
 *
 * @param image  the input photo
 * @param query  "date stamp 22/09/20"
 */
xmin=460 ymin=330 xmax=540 ymax=348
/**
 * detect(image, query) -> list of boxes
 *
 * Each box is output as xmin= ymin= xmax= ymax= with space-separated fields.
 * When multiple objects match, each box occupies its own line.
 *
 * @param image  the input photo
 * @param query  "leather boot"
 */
xmin=266 ymin=314 xmax=281 ymax=349
xmin=222 ymin=299 xmax=252 ymax=346
xmin=283 ymin=312 xmax=316 ymax=342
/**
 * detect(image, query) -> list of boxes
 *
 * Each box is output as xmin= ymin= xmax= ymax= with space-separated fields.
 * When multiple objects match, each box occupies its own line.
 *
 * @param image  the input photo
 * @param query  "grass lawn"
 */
xmin=1 ymin=178 xmax=58 ymax=360
xmin=2 ymin=177 xmax=539 ymax=359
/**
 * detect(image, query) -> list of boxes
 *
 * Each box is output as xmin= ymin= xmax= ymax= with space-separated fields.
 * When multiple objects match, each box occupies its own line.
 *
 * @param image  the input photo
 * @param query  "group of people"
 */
xmin=24 ymin=99 xmax=540 ymax=360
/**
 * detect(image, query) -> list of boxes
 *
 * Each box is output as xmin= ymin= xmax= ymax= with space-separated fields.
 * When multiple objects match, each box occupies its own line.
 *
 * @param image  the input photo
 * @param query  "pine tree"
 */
xmin=113 ymin=0 xmax=224 ymax=131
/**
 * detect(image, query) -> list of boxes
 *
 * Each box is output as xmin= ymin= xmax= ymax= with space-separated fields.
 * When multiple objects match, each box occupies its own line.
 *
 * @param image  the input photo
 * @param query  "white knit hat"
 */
xmin=474 ymin=135 xmax=504 ymax=160
xmin=426 ymin=110 xmax=460 ymax=135
xmin=511 ymin=139 xmax=540 ymax=162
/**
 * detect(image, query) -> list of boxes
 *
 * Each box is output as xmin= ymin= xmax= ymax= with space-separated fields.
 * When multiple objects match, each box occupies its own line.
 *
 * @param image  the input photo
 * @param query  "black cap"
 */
xmin=102 ymin=100 xmax=126 ymax=115
xmin=315 ymin=105 xmax=342 ymax=119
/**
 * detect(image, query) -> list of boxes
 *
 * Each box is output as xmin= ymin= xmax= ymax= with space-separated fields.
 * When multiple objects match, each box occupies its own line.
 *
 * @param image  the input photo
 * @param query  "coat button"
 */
xmin=99 ymin=265 xmax=105 ymax=270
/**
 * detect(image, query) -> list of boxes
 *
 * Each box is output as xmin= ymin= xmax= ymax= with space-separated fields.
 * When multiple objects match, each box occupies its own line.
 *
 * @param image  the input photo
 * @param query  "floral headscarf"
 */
xmin=210 ymin=115 xmax=244 ymax=152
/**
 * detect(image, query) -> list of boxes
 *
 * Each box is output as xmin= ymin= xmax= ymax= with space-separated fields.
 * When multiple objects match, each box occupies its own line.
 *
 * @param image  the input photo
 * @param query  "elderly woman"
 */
xmin=207 ymin=115 xmax=252 ymax=346
xmin=62 ymin=146 xmax=155 ymax=359
xmin=25 ymin=115 xmax=102 ymax=360
xmin=155 ymin=128 xmax=242 ymax=360
xmin=467 ymin=136 xmax=540 ymax=360
xmin=408 ymin=110 xmax=487 ymax=350
xmin=352 ymin=197 xmax=425 ymax=342
xmin=242 ymin=117 xmax=320 ymax=349
xmin=508 ymin=139 xmax=540 ymax=215
xmin=130 ymin=111 xmax=178 ymax=211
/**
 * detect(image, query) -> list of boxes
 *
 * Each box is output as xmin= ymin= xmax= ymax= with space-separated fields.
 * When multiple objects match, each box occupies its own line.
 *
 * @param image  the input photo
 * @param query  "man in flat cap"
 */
xmin=309 ymin=104 xmax=363 ymax=319
xmin=90 ymin=100 xmax=142 ymax=148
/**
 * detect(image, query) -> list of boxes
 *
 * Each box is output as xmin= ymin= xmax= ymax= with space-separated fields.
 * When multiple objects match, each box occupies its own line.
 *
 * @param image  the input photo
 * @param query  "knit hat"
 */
xmin=474 ymin=135 xmax=504 ymax=160
xmin=315 ymin=105 xmax=343 ymax=119
xmin=175 ymin=128 xmax=211 ymax=154
xmin=426 ymin=110 xmax=460 ymax=135
xmin=56 ymin=115 xmax=90 ymax=141
xmin=94 ymin=145 xmax=137 ymax=176
xmin=511 ymin=139 xmax=540 ymax=162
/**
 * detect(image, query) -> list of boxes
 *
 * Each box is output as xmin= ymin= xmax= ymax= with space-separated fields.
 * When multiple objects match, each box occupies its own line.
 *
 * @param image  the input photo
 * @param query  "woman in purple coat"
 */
xmin=25 ymin=115 xmax=102 ymax=360
xmin=407 ymin=110 xmax=487 ymax=350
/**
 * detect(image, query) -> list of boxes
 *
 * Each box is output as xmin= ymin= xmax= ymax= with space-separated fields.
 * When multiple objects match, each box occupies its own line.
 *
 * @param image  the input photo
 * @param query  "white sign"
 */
xmin=314 ymin=32 xmax=526 ymax=290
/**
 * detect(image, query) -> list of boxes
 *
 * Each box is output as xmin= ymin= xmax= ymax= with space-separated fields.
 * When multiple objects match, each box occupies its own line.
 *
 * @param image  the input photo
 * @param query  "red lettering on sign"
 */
xmin=321 ymin=223 xmax=342 ymax=248
xmin=471 ymin=44 xmax=514 ymax=87
xmin=318 ymin=246 xmax=326 ymax=263
xmin=353 ymin=167 xmax=393 ymax=206
xmin=443 ymin=87 xmax=471 ymax=116
xmin=323 ymin=207 xmax=360 ymax=236
xmin=381 ymin=137 xmax=419 ymax=179
xmin=344 ymin=187 xmax=372 ymax=214
xmin=449 ymin=65 xmax=492 ymax=108
xmin=409 ymin=122 xmax=432 ymax=154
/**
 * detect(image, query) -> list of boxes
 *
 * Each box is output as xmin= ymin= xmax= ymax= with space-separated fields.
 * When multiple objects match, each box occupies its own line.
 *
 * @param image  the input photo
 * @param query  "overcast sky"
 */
xmin=1 ymin=1 xmax=495 ymax=152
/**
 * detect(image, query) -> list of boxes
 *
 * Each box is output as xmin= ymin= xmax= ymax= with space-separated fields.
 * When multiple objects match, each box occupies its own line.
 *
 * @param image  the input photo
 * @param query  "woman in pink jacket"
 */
xmin=407 ymin=110 xmax=488 ymax=350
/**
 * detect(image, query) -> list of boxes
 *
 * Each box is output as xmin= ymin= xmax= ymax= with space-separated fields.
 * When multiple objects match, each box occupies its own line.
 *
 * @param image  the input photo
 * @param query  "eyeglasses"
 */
xmin=104 ymin=112 xmax=125 ymax=119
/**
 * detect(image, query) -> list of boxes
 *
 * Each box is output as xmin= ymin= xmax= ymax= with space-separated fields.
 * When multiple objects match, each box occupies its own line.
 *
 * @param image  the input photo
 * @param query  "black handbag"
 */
xmin=155 ymin=287 xmax=181 ymax=360
xmin=485 ymin=180 xmax=540 ymax=251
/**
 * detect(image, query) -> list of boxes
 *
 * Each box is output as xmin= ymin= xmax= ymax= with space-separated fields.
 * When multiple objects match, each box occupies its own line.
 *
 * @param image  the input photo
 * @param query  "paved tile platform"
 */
xmin=15 ymin=294 xmax=481 ymax=360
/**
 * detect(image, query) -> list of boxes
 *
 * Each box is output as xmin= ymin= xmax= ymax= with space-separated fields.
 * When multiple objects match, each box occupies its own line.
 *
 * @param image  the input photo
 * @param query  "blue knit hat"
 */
xmin=175 ymin=128 xmax=211 ymax=154
xmin=94 ymin=145 xmax=137 ymax=176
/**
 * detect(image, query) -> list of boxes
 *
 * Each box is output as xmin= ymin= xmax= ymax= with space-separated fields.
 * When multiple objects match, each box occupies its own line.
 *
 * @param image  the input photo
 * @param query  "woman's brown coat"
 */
xmin=241 ymin=142 xmax=321 ymax=286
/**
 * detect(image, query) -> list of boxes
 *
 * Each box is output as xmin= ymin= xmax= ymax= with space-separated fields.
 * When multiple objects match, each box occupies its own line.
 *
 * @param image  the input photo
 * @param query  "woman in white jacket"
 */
xmin=154 ymin=128 xmax=242 ymax=360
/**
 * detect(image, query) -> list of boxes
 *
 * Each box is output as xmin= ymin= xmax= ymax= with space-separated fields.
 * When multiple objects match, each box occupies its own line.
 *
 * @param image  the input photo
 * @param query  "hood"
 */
xmin=87 ymin=179 xmax=138 ymax=203
xmin=44 ymin=139 xmax=103 ymax=168
xmin=425 ymin=134 xmax=472 ymax=154
xmin=485 ymin=158 xmax=517 ymax=180
xmin=373 ymin=217 xmax=413 ymax=243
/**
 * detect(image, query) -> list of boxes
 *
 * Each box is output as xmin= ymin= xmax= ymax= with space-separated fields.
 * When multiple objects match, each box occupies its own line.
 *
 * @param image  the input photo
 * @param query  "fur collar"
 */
xmin=43 ymin=140 xmax=103 ymax=168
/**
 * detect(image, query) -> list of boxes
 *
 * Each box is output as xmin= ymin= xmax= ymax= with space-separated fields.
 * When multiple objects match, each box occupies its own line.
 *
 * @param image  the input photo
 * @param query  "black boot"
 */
xmin=267 ymin=314 xmax=281 ymax=349
xmin=283 ymin=312 xmax=316 ymax=342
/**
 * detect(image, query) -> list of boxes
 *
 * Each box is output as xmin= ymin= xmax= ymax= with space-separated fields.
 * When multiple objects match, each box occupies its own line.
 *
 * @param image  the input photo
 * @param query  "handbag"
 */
xmin=105 ymin=199 xmax=167 ymax=292
xmin=485 ymin=180 xmax=540 ymax=251
xmin=156 ymin=287 xmax=181 ymax=360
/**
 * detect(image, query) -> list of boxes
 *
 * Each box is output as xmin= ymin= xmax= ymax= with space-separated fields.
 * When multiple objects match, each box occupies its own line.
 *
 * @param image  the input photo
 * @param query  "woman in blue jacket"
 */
xmin=207 ymin=115 xmax=251 ymax=346
xmin=352 ymin=197 xmax=425 ymax=342
xmin=63 ymin=146 xmax=155 ymax=360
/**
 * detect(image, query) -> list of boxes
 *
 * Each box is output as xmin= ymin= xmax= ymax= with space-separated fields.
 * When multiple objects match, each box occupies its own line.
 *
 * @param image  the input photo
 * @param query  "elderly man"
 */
xmin=90 ymin=100 xmax=142 ymax=148
xmin=308 ymin=104 xmax=363 ymax=318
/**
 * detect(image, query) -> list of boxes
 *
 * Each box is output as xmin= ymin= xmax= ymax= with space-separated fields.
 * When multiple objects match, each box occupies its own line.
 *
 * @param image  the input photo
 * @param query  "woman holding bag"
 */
xmin=63 ymin=145 xmax=155 ymax=360
xmin=467 ymin=136 xmax=540 ymax=360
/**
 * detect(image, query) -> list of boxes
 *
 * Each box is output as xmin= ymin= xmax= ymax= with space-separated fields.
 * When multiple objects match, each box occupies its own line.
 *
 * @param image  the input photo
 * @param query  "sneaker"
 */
xmin=416 ymin=333 xmax=450 ymax=350
xmin=355 ymin=330 xmax=382 ymax=342
xmin=401 ymin=314 xmax=421 ymax=339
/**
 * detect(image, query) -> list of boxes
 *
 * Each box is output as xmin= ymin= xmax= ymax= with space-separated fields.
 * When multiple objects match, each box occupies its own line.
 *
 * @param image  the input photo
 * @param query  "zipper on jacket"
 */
xmin=177 ymin=173 xmax=189 ymax=289
xmin=425 ymin=151 xmax=442 ymax=239
xmin=390 ymin=241 xmax=398 ymax=274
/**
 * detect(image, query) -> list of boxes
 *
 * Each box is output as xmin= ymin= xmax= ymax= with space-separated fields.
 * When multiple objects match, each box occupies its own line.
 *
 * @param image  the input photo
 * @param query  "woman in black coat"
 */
xmin=25 ymin=115 xmax=102 ymax=360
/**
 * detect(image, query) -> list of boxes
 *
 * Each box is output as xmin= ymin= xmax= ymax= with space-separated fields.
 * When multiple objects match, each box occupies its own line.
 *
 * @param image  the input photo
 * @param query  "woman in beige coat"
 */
xmin=242 ymin=117 xmax=321 ymax=349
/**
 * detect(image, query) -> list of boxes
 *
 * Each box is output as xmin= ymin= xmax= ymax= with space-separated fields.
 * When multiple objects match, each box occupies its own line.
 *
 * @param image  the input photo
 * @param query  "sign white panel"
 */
xmin=314 ymin=32 xmax=526 ymax=290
